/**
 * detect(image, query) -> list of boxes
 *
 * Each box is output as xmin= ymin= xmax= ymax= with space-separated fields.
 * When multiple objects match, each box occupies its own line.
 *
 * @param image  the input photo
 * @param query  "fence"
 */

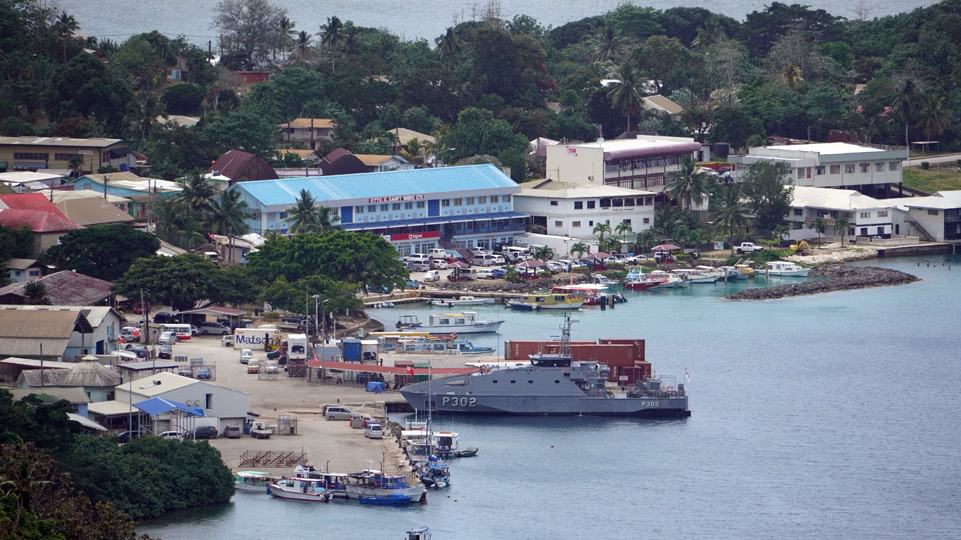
xmin=238 ymin=450 xmax=307 ymax=468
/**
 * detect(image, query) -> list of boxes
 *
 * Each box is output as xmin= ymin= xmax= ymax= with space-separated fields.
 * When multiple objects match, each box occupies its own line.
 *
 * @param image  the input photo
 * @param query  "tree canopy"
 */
xmin=41 ymin=225 xmax=160 ymax=281
xmin=740 ymin=161 xmax=794 ymax=235
xmin=112 ymin=254 xmax=248 ymax=311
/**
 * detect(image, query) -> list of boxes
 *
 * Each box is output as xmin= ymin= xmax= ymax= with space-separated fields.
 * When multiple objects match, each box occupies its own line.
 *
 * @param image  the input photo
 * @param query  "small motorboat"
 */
xmin=234 ymin=471 xmax=278 ymax=493
xmin=417 ymin=457 xmax=450 ymax=489
xmin=429 ymin=296 xmax=495 ymax=307
xmin=359 ymin=494 xmax=414 ymax=505
xmin=268 ymin=477 xmax=332 ymax=502
xmin=453 ymin=447 xmax=478 ymax=458
xmin=763 ymin=261 xmax=810 ymax=277
xmin=506 ymin=293 xmax=584 ymax=311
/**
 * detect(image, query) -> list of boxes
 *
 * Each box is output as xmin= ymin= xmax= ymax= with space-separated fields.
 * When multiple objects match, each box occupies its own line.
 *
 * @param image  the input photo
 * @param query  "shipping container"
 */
xmin=342 ymin=338 xmax=362 ymax=361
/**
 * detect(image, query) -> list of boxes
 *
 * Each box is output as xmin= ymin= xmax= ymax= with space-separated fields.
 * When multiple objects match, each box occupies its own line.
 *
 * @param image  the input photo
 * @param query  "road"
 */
xmin=904 ymin=153 xmax=961 ymax=167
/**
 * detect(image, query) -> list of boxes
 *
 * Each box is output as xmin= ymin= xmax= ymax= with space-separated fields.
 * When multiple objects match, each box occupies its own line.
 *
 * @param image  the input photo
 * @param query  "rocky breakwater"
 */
xmin=726 ymin=265 xmax=920 ymax=301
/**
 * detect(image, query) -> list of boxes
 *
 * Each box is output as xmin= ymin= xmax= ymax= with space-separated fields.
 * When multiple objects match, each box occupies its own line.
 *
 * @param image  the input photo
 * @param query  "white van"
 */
xmin=404 ymin=254 xmax=430 ymax=264
xmin=158 ymin=331 xmax=177 ymax=345
xmin=364 ymin=423 xmax=384 ymax=439
xmin=470 ymin=267 xmax=494 ymax=280
xmin=471 ymin=253 xmax=496 ymax=266
xmin=428 ymin=248 xmax=448 ymax=259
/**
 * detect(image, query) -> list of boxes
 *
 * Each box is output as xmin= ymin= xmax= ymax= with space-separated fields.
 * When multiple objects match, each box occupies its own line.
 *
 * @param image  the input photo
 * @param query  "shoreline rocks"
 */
xmin=725 ymin=265 xmax=920 ymax=301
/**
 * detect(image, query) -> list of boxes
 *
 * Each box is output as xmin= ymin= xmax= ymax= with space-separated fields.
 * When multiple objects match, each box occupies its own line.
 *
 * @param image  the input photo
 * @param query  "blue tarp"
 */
xmin=134 ymin=397 xmax=205 ymax=417
xmin=365 ymin=382 xmax=385 ymax=393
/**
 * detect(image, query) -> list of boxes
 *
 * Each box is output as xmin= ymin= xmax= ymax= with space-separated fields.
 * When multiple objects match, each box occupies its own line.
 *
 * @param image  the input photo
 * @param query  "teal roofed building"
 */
xmin=228 ymin=165 xmax=528 ymax=254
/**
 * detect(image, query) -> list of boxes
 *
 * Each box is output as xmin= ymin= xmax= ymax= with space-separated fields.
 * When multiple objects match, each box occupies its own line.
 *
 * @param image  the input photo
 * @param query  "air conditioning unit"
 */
xmin=587 ymin=176 xmax=594 ymax=181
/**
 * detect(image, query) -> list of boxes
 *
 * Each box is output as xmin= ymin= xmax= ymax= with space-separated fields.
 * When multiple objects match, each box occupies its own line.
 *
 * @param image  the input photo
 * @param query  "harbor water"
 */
xmin=140 ymin=255 xmax=961 ymax=539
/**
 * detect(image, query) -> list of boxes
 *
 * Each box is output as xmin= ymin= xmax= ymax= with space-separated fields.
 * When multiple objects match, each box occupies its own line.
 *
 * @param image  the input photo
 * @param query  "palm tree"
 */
xmin=634 ymin=230 xmax=656 ymax=253
xmin=277 ymin=16 xmax=296 ymax=61
xmin=833 ymin=216 xmax=851 ymax=246
xmin=534 ymin=245 xmax=554 ymax=262
xmin=54 ymin=11 xmax=78 ymax=62
xmin=667 ymin=157 xmax=710 ymax=211
xmin=772 ymin=224 xmax=790 ymax=244
xmin=585 ymin=23 xmax=624 ymax=63
xmin=892 ymin=79 xmax=920 ymax=151
xmin=318 ymin=16 xmax=344 ymax=72
xmin=283 ymin=189 xmax=320 ymax=233
xmin=781 ymin=64 xmax=804 ymax=90
xmin=807 ymin=216 xmax=828 ymax=246
xmin=208 ymin=190 xmax=252 ymax=264
xmin=570 ymin=242 xmax=589 ymax=259
xmin=23 ymin=280 xmax=51 ymax=305
xmin=342 ymin=21 xmax=360 ymax=55
xmin=916 ymin=93 xmax=952 ymax=141
xmin=435 ymin=27 xmax=463 ymax=68
xmin=615 ymin=222 xmax=633 ymax=245
xmin=295 ymin=31 xmax=313 ymax=63
xmin=178 ymin=174 xmax=217 ymax=213
xmin=710 ymin=184 xmax=750 ymax=254
xmin=593 ymin=223 xmax=612 ymax=252
xmin=400 ymin=138 xmax=424 ymax=165
xmin=315 ymin=205 xmax=341 ymax=232
xmin=128 ymin=91 xmax=162 ymax=140
xmin=607 ymin=65 xmax=643 ymax=133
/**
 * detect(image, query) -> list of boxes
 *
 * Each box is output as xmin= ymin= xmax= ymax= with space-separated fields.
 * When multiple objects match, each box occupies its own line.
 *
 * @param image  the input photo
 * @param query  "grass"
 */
xmin=902 ymin=165 xmax=961 ymax=195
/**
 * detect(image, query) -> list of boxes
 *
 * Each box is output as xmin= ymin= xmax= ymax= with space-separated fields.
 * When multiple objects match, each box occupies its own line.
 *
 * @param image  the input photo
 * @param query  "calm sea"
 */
xmin=139 ymin=255 xmax=961 ymax=539
xmin=58 ymin=0 xmax=939 ymax=44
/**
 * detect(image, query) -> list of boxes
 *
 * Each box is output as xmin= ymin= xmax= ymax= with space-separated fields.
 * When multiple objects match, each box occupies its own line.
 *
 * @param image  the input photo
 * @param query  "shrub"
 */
xmin=675 ymin=253 xmax=691 ymax=260
xmin=920 ymin=161 xmax=930 ymax=170
xmin=603 ymin=269 xmax=627 ymax=280
xmin=539 ymin=270 xmax=552 ymax=278
xmin=605 ymin=262 xmax=625 ymax=270
xmin=261 ymin=311 xmax=280 ymax=321
xmin=163 ymin=83 xmax=204 ymax=115
xmin=572 ymin=267 xmax=590 ymax=273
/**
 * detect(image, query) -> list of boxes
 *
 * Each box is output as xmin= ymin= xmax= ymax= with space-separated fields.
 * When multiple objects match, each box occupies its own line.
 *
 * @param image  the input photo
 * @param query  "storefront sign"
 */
xmin=566 ymin=147 xmax=577 ymax=155
xmin=390 ymin=231 xmax=440 ymax=241
xmin=368 ymin=194 xmax=424 ymax=204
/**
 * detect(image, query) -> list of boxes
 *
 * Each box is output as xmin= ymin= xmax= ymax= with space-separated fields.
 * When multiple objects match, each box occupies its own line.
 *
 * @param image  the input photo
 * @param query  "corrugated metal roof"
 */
xmin=68 ymin=412 xmax=107 ymax=431
xmin=0 ymin=136 xmax=124 ymax=148
xmin=88 ymin=399 xmax=139 ymax=416
xmin=0 ymin=310 xmax=84 ymax=338
xmin=282 ymin=118 xmax=336 ymax=129
xmin=128 ymin=371 xmax=198 ymax=396
xmin=54 ymin=198 xmax=134 ymax=225
xmin=791 ymin=186 xmax=889 ymax=211
xmin=231 ymin=164 xmax=518 ymax=207
xmin=0 ymin=271 xmax=113 ymax=305
xmin=10 ymin=387 xmax=91 ymax=403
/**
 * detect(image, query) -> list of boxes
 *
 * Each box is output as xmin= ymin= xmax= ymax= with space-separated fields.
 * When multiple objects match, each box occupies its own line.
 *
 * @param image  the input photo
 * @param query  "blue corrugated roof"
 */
xmin=135 ymin=397 xmax=205 ymax=417
xmin=231 ymin=165 xmax=517 ymax=207
xmin=341 ymin=211 xmax=527 ymax=231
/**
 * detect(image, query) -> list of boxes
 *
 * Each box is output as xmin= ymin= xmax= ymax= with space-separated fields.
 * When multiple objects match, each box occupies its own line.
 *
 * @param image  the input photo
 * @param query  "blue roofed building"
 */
xmin=228 ymin=165 xmax=528 ymax=254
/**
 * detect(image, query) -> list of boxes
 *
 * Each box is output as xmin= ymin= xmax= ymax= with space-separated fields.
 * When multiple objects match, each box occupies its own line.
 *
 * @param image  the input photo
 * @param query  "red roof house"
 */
xmin=0 ymin=193 xmax=82 ymax=255
xmin=210 ymin=149 xmax=278 ymax=183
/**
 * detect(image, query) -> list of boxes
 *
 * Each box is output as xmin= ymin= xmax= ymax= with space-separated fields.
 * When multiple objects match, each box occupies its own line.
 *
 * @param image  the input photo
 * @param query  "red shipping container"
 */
xmin=618 ymin=366 xmax=643 ymax=386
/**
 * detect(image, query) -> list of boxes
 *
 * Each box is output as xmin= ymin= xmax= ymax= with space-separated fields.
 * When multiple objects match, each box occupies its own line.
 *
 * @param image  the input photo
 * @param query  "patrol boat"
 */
xmin=400 ymin=316 xmax=690 ymax=417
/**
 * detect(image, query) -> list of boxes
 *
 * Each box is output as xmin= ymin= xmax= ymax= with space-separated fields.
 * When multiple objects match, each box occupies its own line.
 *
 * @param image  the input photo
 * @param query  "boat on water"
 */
xmin=624 ymin=269 xmax=671 ymax=290
xmin=400 ymin=315 xmax=690 ymax=417
xmin=268 ymin=477 xmax=332 ymax=502
xmin=396 ymin=312 xmax=504 ymax=334
xmin=671 ymin=268 xmax=718 ymax=284
xmin=549 ymin=284 xmax=610 ymax=306
xmin=234 ymin=471 xmax=278 ymax=493
xmin=407 ymin=526 xmax=431 ymax=540
xmin=453 ymin=447 xmax=478 ymax=458
xmin=717 ymin=266 xmax=745 ymax=280
xmin=345 ymin=470 xmax=425 ymax=502
xmin=294 ymin=464 xmax=349 ymax=498
xmin=359 ymin=494 xmax=414 ymax=505
xmin=649 ymin=270 xmax=687 ymax=289
xmin=506 ymin=292 xmax=584 ymax=311
xmin=416 ymin=456 xmax=450 ymax=489
xmin=429 ymin=296 xmax=495 ymax=307
xmin=734 ymin=264 xmax=756 ymax=278
xmin=695 ymin=265 xmax=728 ymax=280
xmin=401 ymin=429 xmax=460 ymax=459
xmin=762 ymin=261 xmax=810 ymax=276
xmin=452 ymin=340 xmax=495 ymax=355
xmin=592 ymin=275 xmax=619 ymax=288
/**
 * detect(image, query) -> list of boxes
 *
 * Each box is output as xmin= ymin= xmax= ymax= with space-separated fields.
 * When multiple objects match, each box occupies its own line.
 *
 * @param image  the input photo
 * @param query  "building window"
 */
xmin=205 ymin=393 xmax=213 ymax=409
xmin=830 ymin=165 xmax=840 ymax=174
xmin=465 ymin=197 xmax=475 ymax=205
xmin=442 ymin=199 xmax=450 ymax=207
xmin=860 ymin=212 xmax=871 ymax=219
xmin=416 ymin=201 xmax=425 ymax=208
xmin=572 ymin=221 xmax=581 ymax=228
xmin=549 ymin=200 xmax=559 ymax=206
xmin=490 ymin=195 xmax=498 ymax=203
xmin=454 ymin=198 xmax=462 ymax=206
xmin=875 ymin=162 xmax=885 ymax=172
xmin=860 ymin=163 xmax=870 ymax=173
xmin=54 ymin=153 xmax=80 ymax=161
xmin=380 ymin=204 xmax=389 ymax=211
xmin=797 ymin=168 xmax=804 ymax=179
xmin=928 ymin=209 xmax=939 ymax=216
xmin=793 ymin=208 xmax=803 ymax=216
xmin=478 ymin=196 xmax=487 ymax=204
xmin=845 ymin=163 xmax=855 ymax=174
xmin=587 ymin=200 xmax=595 ymax=209
xmin=588 ymin=220 xmax=594 ymax=226
xmin=404 ymin=202 xmax=413 ymax=209
xmin=574 ymin=201 xmax=583 ymax=209
xmin=554 ymin=221 xmax=563 ymax=227
xmin=279 ymin=212 xmax=288 ymax=219
xmin=355 ymin=205 xmax=365 ymax=214
xmin=392 ymin=203 xmax=401 ymax=211
xmin=624 ymin=198 xmax=635 ymax=207
xmin=815 ymin=166 xmax=825 ymax=175
xmin=878 ymin=210 xmax=888 ymax=218
xmin=367 ymin=205 xmax=376 ymax=212
xmin=14 ymin=152 xmax=48 ymax=160
xmin=889 ymin=161 xmax=899 ymax=171
xmin=642 ymin=217 xmax=650 ymax=224
xmin=622 ymin=218 xmax=631 ymax=225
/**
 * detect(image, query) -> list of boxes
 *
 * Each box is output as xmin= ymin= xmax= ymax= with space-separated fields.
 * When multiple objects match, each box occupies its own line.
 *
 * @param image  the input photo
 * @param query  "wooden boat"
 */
xmin=506 ymin=293 xmax=584 ymax=311
xmin=234 ymin=471 xmax=277 ymax=493
xmin=734 ymin=264 xmax=756 ymax=277
xmin=453 ymin=447 xmax=478 ymax=458
xmin=345 ymin=470 xmax=425 ymax=501
xmin=268 ymin=477 xmax=331 ymax=502
xmin=671 ymin=268 xmax=717 ymax=284
xmin=294 ymin=464 xmax=349 ymax=498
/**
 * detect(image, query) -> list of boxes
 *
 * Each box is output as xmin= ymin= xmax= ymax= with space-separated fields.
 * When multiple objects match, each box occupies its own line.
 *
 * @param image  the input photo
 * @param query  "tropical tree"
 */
xmin=282 ymin=189 xmax=340 ymax=234
xmin=593 ymin=223 xmax=613 ymax=252
xmin=781 ymin=63 xmax=804 ymax=90
xmin=341 ymin=21 xmax=360 ymax=55
xmin=208 ymin=190 xmax=252 ymax=263
xmin=607 ymin=64 xmax=643 ymax=133
xmin=671 ymin=224 xmax=690 ymax=249
xmin=585 ymin=23 xmax=624 ymax=64
xmin=277 ymin=15 xmax=296 ymax=60
xmin=634 ymin=230 xmax=656 ymax=253
xmin=833 ymin=216 xmax=851 ymax=246
xmin=318 ymin=16 xmax=344 ymax=72
xmin=807 ymin=216 xmax=828 ymax=246
xmin=772 ymin=224 xmax=790 ymax=243
xmin=435 ymin=27 xmax=463 ymax=67
xmin=54 ymin=10 xmax=79 ymax=62
xmin=710 ymin=184 xmax=750 ymax=253
xmin=916 ymin=93 xmax=952 ymax=141
xmin=40 ymin=225 xmax=160 ymax=281
xmin=23 ymin=280 xmax=50 ymax=305
xmin=294 ymin=31 xmax=313 ymax=63
xmin=177 ymin=174 xmax=217 ymax=213
xmin=667 ymin=157 xmax=710 ymax=211
xmin=891 ymin=79 xmax=920 ymax=150
xmin=688 ymin=228 xmax=708 ymax=250
xmin=534 ymin=245 xmax=554 ymax=262
xmin=615 ymin=221 xmax=633 ymax=244
xmin=570 ymin=242 xmax=589 ymax=259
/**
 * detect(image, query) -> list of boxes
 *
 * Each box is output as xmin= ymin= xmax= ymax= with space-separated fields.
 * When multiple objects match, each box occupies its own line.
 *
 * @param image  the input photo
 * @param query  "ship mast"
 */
xmin=559 ymin=315 xmax=573 ymax=358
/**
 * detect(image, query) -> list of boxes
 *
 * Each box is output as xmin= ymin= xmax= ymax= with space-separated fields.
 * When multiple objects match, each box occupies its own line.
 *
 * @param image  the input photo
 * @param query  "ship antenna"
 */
xmin=559 ymin=315 xmax=575 ymax=358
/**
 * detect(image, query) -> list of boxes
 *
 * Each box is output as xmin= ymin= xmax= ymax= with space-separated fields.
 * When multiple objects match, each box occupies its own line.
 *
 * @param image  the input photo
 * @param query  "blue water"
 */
xmin=140 ymin=256 xmax=961 ymax=539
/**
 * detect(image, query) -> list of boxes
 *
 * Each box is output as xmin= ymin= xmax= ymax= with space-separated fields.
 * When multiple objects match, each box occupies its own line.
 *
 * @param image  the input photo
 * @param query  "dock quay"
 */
xmin=363 ymin=289 xmax=525 ymax=307
xmin=876 ymin=243 xmax=955 ymax=257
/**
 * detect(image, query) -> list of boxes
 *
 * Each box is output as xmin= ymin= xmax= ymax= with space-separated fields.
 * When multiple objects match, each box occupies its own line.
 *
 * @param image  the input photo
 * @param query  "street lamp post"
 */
xmin=312 ymin=295 xmax=328 ymax=345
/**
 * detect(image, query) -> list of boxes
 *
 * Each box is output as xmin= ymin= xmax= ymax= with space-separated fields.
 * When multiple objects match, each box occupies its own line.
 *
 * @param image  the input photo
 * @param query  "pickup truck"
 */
xmin=735 ymin=242 xmax=765 ymax=254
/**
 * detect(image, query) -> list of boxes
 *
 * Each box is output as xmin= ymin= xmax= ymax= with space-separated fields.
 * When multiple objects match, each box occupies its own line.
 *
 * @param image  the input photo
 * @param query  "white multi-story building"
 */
xmin=512 ymin=180 xmax=655 ymax=248
xmin=786 ymin=186 xmax=902 ymax=240
xmin=545 ymin=136 xmax=702 ymax=193
xmin=732 ymin=142 xmax=908 ymax=197
xmin=897 ymin=191 xmax=961 ymax=242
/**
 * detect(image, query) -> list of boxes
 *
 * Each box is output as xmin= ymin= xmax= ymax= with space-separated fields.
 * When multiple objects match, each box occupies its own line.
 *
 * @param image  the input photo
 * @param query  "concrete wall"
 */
xmin=906 ymin=207 xmax=947 ymax=242
xmin=546 ymin=145 xmax=606 ymax=184
xmin=116 ymin=383 xmax=249 ymax=426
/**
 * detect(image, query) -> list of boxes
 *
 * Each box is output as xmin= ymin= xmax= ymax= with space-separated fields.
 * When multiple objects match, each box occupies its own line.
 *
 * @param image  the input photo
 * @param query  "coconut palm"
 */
xmin=435 ymin=27 xmax=463 ymax=67
xmin=54 ymin=11 xmax=78 ymax=62
xmin=916 ymin=93 xmax=952 ymax=141
xmin=892 ymin=79 xmax=920 ymax=151
xmin=593 ymin=223 xmax=612 ymax=252
xmin=342 ymin=21 xmax=360 ymax=55
xmin=710 ymin=184 xmax=750 ymax=254
xmin=23 ymin=280 xmax=50 ymax=305
xmin=534 ymin=245 xmax=554 ymax=262
xmin=585 ymin=23 xmax=624 ymax=63
xmin=772 ymin=224 xmax=790 ymax=244
xmin=833 ymin=216 xmax=851 ymax=246
xmin=400 ymin=138 xmax=424 ymax=165
xmin=807 ymin=216 xmax=828 ymax=246
xmin=277 ymin=15 xmax=296 ymax=60
xmin=615 ymin=222 xmax=633 ymax=245
xmin=318 ymin=16 xmax=344 ymax=72
xmin=283 ymin=190 xmax=341 ymax=234
xmin=634 ymin=230 xmax=656 ymax=253
xmin=208 ymin=190 xmax=252 ymax=264
xmin=294 ymin=31 xmax=313 ymax=63
xmin=178 ymin=174 xmax=217 ymax=213
xmin=781 ymin=64 xmax=804 ymax=90
xmin=607 ymin=64 xmax=643 ymax=133
xmin=667 ymin=157 xmax=710 ymax=211
xmin=570 ymin=242 xmax=589 ymax=259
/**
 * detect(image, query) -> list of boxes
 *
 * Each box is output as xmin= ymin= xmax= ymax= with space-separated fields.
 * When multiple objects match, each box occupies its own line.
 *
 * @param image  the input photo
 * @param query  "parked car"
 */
xmin=222 ymin=335 xmax=234 ymax=347
xmin=153 ymin=312 xmax=173 ymax=324
xmin=194 ymin=426 xmax=218 ymax=440
xmin=223 ymin=426 xmax=241 ymax=439
xmin=158 ymin=331 xmax=177 ymax=346
xmin=196 ymin=366 xmax=212 ymax=380
xmin=114 ymin=430 xmax=142 ymax=444
xmin=490 ymin=267 xmax=508 ymax=279
xmin=403 ymin=254 xmax=430 ymax=264
xmin=491 ymin=255 xmax=506 ymax=265
xmin=159 ymin=430 xmax=184 ymax=441
xmin=430 ymin=259 xmax=448 ymax=270
xmin=364 ymin=423 xmax=384 ymax=439
xmin=239 ymin=348 xmax=252 ymax=364
xmin=158 ymin=344 xmax=172 ymax=359
xmin=545 ymin=261 xmax=565 ymax=274
xmin=125 ymin=344 xmax=149 ymax=359
xmin=247 ymin=358 xmax=260 ymax=374
xmin=405 ymin=279 xmax=420 ymax=289
xmin=406 ymin=261 xmax=430 ymax=272
xmin=265 ymin=361 xmax=278 ymax=374
xmin=267 ymin=347 xmax=283 ymax=360
xmin=323 ymin=405 xmax=353 ymax=421
xmin=197 ymin=321 xmax=230 ymax=335
xmin=423 ymin=270 xmax=441 ymax=282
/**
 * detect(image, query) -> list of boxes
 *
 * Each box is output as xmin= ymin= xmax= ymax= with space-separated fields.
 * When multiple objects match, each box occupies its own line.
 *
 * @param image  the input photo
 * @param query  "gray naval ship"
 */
xmin=400 ymin=316 xmax=690 ymax=417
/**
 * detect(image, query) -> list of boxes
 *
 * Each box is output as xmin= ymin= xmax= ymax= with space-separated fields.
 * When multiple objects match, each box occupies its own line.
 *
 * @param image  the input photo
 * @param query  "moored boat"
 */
xmin=396 ymin=312 xmax=504 ymax=334
xmin=268 ymin=477 xmax=332 ymax=502
xmin=549 ymin=284 xmax=610 ymax=306
xmin=648 ymin=270 xmax=687 ymax=289
xmin=453 ymin=447 xmax=478 ymax=458
xmin=359 ymin=494 xmax=414 ymax=505
xmin=506 ymin=293 xmax=584 ymax=310
xmin=416 ymin=456 xmax=450 ymax=489
xmin=671 ymin=268 xmax=717 ymax=284
xmin=234 ymin=471 xmax=277 ymax=493
xmin=763 ymin=261 xmax=810 ymax=277
xmin=429 ymin=296 xmax=496 ymax=307
xmin=345 ymin=470 xmax=425 ymax=502
xmin=294 ymin=464 xmax=349 ymax=498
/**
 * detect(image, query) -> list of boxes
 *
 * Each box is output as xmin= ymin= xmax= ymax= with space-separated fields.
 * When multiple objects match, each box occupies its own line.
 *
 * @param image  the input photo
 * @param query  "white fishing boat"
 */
xmin=396 ymin=312 xmax=504 ymax=334
xmin=234 ymin=471 xmax=277 ymax=493
xmin=294 ymin=464 xmax=349 ymax=498
xmin=649 ymin=270 xmax=688 ymax=289
xmin=268 ymin=477 xmax=332 ymax=502
xmin=695 ymin=265 xmax=727 ymax=280
xmin=345 ymin=469 xmax=425 ymax=501
xmin=670 ymin=268 xmax=717 ymax=284
xmin=429 ymin=296 xmax=495 ymax=307
xmin=763 ymin=261 xmax=810 ymax=277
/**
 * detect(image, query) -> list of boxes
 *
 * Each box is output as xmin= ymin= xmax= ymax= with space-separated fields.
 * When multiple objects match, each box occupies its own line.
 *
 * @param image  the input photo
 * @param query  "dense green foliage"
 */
xmin=40 ymin=225 xmax=160 ymax=281
xmin=112 ymin=253 xmax=258 ymax=310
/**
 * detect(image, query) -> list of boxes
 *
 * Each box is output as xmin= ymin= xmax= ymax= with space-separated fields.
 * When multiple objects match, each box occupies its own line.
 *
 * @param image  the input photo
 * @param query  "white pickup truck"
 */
xmin=735 ymin=242 xmax=764 ymax=254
